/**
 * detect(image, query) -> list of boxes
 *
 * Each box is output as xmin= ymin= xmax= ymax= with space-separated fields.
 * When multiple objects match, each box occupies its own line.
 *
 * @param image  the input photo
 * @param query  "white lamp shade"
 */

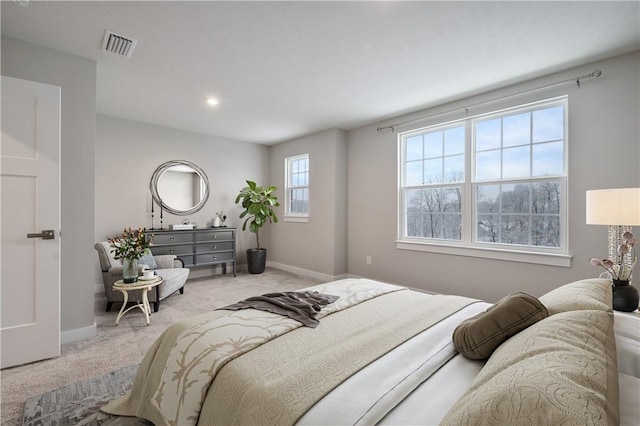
xmin=586 ymin=188 xmax=640 ymax=225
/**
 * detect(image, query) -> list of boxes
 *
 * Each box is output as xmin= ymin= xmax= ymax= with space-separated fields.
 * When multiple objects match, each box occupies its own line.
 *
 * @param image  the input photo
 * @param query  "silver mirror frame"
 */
xmin=150 ymin=160 xmax=210 ymax=215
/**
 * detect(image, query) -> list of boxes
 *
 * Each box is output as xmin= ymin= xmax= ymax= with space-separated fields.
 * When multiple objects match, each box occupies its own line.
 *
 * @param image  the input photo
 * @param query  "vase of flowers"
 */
xmin=590 ymin=231 xmax=639 ymax=311
xmin=108 ymin=227 xmax=154 ymax=284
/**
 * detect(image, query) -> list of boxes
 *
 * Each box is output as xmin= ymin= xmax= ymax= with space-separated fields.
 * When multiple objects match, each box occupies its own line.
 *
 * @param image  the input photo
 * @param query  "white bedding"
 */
xmin=299 ymin=301 xmax=490 ymax=425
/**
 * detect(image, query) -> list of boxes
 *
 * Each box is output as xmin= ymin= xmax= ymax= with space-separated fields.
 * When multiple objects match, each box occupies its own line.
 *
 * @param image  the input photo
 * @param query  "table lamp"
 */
xmin=586 ymin=187 xmax=640 ymax=311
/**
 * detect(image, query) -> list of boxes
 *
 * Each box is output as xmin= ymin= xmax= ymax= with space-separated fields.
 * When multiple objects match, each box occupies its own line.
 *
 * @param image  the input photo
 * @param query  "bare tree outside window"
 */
xmin=407 ymin=187 xmax=462 ymax=239
xmin=476 ymin=181 xmax=561 ymax=247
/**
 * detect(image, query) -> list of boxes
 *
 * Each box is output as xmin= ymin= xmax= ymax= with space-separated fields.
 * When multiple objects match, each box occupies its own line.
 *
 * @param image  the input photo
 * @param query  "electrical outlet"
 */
xmin=366 ymin=256 xmax=372 ymax=265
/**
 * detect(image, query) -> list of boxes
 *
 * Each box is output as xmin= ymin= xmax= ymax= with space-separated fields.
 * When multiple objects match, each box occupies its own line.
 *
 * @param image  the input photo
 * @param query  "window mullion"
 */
xmin=462 ymin=120 xmax=473 ymax=244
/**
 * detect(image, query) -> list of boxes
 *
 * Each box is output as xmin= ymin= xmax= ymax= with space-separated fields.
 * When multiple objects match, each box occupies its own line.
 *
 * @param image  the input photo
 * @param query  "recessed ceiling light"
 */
xmin=206 ymin=97 xmax=219 ymax=106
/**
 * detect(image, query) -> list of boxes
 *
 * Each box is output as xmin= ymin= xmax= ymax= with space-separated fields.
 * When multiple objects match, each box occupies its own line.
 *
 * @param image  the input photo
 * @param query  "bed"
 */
xmin=102 ymin=277 xmax=638 ymax=425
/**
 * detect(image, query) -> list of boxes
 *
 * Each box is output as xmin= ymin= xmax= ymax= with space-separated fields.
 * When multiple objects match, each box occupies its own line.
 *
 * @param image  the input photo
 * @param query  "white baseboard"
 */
xmin=61 ymin=321 xmax=97 ymax=344
xmin=266 ymin=261 xmax=347 ymax=282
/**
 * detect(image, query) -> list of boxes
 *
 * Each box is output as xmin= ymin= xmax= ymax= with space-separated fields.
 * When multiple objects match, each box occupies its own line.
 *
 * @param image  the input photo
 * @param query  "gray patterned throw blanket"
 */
xmin=219 ymin=291 xmax=339 ymax=327
xmin=102 ymin=278 xmax=476 ymax=426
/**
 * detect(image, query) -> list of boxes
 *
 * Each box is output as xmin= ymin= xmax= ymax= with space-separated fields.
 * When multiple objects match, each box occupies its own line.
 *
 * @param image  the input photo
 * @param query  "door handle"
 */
xmin=27 ymin=230 xmax=55 ymax=240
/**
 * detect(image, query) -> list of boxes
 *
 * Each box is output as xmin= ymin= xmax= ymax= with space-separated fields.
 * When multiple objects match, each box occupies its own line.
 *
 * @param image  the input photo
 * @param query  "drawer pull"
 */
xmin=212 ymin=256 xmax=217 ymax=260
xmin=213 ymin=235 xmax=217 ymax=239
xmin=213 ymin=245 xmax=217 ymax=249
xmin=170 ymin=249 xmax=175 ymax=253
xmin=170 ymin=237 xmax=175 ymax=241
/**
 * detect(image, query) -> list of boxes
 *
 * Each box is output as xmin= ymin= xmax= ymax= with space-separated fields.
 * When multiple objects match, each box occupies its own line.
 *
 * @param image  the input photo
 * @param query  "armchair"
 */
xmin=94 ymin=242 xmax=189 ymax=312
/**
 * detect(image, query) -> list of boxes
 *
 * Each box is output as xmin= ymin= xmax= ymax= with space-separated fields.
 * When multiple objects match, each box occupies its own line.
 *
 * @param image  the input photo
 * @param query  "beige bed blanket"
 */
xmin=103 ymin=278 xmax=476 ymax=425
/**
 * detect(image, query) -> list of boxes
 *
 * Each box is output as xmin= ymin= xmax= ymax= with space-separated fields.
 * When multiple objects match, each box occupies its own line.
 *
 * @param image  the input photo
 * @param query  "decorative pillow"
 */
xmin=539 ymin=278 xmax=612 ymax=315
xmin=441 ymin=309 xmax=619 ymax=425
xmin=452 ymin=293 xmax=547 ymax=360
xmin=138 ymin=250 xmax=158 ymax=270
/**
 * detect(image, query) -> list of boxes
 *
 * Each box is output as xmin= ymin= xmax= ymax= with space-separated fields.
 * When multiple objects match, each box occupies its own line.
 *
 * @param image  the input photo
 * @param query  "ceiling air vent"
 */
xmin=101 ymin=30 xmax=137 ymax=58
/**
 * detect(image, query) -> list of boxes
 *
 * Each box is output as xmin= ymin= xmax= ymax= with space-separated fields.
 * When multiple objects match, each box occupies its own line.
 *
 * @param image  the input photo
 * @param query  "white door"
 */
xmin=1 ymin=75 xmax=61 ymax=369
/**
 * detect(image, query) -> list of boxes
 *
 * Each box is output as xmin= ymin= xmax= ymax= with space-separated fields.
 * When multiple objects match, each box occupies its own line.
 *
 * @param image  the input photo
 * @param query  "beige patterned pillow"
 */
xmin=441 ymin=309 xmax=619 ymax=425
xmin=539 ymin=278 xmax=612 ymax=315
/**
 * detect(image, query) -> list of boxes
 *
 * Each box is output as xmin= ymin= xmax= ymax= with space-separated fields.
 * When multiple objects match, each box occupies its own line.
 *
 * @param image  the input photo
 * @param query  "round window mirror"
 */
xmin=150 ymin=160 xmax=209 ymax=215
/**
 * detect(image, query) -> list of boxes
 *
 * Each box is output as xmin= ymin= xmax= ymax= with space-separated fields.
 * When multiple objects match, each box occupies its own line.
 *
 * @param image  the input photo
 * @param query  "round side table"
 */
xmin=112 ymin=277 xmax=162 ymax=326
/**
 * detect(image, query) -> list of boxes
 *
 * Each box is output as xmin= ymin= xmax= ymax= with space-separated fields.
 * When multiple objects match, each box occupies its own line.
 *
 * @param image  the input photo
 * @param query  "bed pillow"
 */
xmin=138 ymin=250 xmax=158 ymax=270
xmin=452 ymin=293 xmax=547 ymax=360
xmin=539 ymin=278 xmax=612 ymax=315
xmin=441 ymin=309 xmax=619 ymax=425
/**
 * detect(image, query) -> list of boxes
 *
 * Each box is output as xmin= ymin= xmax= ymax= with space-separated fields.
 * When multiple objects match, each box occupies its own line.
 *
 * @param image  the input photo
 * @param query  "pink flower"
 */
xmin=622 ymin=232 xmax=638 ymax=246
xmin=591 ymin=231 xmax=637 ymax=280
xmin=619 ymin=244 xmax=629 ymax=257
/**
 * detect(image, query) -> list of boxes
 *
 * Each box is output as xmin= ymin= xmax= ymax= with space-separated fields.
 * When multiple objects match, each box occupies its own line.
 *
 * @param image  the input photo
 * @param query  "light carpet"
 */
xmin=0 ymin=268 xmax=322 ymax=426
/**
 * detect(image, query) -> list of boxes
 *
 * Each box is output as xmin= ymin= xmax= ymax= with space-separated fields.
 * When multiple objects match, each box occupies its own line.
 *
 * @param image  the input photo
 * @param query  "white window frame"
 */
xmin=397 ymin=97 xmax=571 ymax=267
xmin=284 ymin=153 xmax=309 ymax=223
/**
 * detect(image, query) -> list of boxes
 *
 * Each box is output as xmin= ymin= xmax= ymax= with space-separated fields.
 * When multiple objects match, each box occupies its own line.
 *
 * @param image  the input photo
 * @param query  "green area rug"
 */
xmin=22 ymin=364 xmax=149 ymax=425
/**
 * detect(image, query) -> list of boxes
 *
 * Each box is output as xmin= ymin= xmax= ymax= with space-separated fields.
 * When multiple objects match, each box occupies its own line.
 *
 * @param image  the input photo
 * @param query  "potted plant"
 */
xmin=235 ymin=180 xmax=279 ymax=274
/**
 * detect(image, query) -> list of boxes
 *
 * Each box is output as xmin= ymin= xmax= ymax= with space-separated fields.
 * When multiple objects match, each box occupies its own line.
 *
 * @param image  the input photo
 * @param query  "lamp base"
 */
xmin=612 ymin=280 xmax=640 ymax=312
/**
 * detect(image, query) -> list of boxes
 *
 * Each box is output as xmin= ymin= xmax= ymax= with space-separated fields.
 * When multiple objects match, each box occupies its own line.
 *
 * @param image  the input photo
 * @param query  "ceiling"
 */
xmin=2 ymin=1 xmax=639 ymax=145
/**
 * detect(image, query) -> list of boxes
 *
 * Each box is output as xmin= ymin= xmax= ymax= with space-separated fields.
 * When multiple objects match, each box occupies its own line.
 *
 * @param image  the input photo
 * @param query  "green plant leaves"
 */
xmin=235 ymin=181 xmax=280 ymax=249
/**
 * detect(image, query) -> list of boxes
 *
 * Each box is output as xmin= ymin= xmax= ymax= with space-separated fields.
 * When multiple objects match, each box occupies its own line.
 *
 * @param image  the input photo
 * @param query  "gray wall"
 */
xmin=2 ymin=36 xmax=97 ymax=336
xmin=269 ymin=128 xmax=348 ymax=279
xmin=347 ymin=51 xmax=640 ymax=302
xmin=4 ymin=33 xmax=636 ymax=339
xmin=95 ymin=115 xmax=270 ymax=281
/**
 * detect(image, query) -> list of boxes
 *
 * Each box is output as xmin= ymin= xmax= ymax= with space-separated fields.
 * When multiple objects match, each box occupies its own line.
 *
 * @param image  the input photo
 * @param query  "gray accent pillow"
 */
xmin=138 ymin=251 xmax=158 ymax=270
xmin=452 ymin=292 xmax=548 ymax=360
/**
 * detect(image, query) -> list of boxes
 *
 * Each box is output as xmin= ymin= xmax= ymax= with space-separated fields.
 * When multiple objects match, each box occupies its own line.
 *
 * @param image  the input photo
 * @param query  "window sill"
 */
xmin=396 ymin=240 xmax=571 ymax=267
xmin=284 ymin=216 xmax=309 ymax=223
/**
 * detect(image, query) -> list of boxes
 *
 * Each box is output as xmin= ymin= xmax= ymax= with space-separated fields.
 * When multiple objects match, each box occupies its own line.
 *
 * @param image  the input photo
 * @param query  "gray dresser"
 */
xmin=149 ymin=228 xmax=236 ymax=276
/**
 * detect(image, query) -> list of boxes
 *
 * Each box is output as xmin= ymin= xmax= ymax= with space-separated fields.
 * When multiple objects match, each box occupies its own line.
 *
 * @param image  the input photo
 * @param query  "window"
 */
xmin=285 ymin=154 xmax=309 ymax=221
xmin=399 ymin=97 xmax=569 ymax=266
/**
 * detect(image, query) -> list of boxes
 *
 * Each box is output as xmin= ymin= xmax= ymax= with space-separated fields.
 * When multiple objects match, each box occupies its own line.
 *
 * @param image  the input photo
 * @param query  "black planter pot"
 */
xmin=612 ymin=280 xmax=640 ymax=312
xmin=247 ymin=248 xmax=267 ymax=274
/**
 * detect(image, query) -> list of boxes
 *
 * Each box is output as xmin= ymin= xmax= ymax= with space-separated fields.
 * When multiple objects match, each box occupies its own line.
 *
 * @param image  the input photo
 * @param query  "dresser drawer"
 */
xmin=152 ymin=232 xmax=194 ymax=244
xmin=151 ymin=244 xmax=193 ymax=256
xmin=195 ymin=230 xmax=234 ymax=242
xmin=195 ymin=252 xmax=234 ymax=264
xmin=195 ymin=241 xmax=234 ymax=253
